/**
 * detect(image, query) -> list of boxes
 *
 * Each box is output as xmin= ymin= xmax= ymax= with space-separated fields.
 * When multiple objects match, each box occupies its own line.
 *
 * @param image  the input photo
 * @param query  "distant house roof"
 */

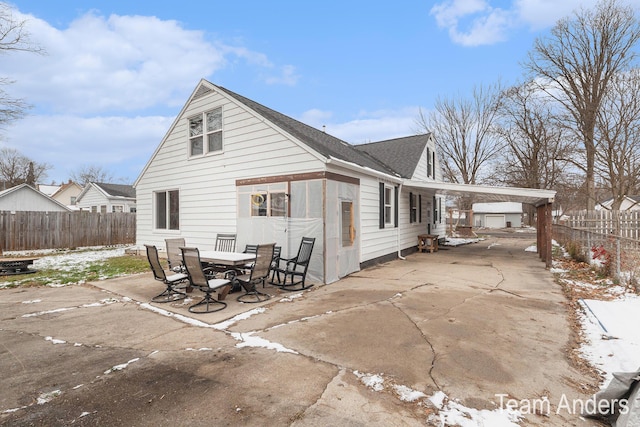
xmin=93 ymin=182 xmax=136 ymax=198
xmin=37 ymin=184 xmax=61 ymax=196
xmin=0 ymin=183 xmax=71 ymax=212
xmin=473 ymin=202 xmax=523 ymax=214
xmin=77 ymin=182 xmax=136 ymax=202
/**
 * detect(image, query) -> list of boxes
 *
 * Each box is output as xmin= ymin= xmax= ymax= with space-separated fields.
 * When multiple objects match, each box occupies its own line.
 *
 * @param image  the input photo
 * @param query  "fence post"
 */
xmin=616 ymin=235 xmax=621 ymax=283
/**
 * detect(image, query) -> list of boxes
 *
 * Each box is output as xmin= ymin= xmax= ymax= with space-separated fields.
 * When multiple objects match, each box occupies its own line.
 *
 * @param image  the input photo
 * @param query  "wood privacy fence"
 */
xmin=0 ymin=211 xmax=136 ymax=252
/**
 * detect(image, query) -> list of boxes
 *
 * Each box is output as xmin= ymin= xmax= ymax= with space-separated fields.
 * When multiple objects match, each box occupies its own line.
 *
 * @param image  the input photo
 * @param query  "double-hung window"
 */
xmin=155 ymin=190 xmax=180 ymax=230
xmin=379 ymin=183 xmax=398 ymax=229
xmin=410 ymin=192 xmax=421 ymax=223
xmin=189 ymin=107 xmax=223 ymax=156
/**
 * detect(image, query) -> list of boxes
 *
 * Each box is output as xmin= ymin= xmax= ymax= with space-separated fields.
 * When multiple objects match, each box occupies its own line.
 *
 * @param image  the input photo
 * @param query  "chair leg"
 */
xmin=237 ymin=280 xmax=272 ymax=303
xmin=152 ymin=285 xmax=187 ymax=303
xmin=278 ymin=273 xmax=313 ymax=292
xmin=189 ymin=292 xmax=227 ymax=313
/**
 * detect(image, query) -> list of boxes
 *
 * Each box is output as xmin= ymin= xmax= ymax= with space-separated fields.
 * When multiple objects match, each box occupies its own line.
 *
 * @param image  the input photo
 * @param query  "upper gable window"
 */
xmin=189 ymin=107 xmax=223 ymax=157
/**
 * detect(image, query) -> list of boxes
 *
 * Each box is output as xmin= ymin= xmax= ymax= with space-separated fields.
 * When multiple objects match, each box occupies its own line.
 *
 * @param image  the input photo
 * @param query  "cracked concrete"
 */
xmin=0 ymin=232 xmax=605 ymax=426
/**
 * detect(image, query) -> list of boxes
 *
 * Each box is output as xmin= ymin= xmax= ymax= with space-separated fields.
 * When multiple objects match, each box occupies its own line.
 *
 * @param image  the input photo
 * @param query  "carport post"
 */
xmin=536 ymin=202 xmax=553 ymax=268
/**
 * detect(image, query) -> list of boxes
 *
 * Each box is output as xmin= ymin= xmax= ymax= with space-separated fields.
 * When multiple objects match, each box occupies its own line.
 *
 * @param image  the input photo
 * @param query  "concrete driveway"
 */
xmin=0 ymin=232 xmax=604 ymax=426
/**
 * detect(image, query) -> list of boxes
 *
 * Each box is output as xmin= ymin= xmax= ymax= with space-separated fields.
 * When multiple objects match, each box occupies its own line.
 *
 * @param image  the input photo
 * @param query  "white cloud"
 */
xmin=299 ymin=107 xmax=422 ymax=144
xmin=430 ymin=0 xmax=515 ymax=46
xmin=514 ymin=0 xmax=600 ymax=29
xmin=430 ymin=0 xmax=622 ymax=46
xmin=0 ymin=6 xmax=300 ymax=183
xmin=4 ymin=114 xmax=173 ymax=183
xmin=3 ymin=9 xmax=297 ymax=115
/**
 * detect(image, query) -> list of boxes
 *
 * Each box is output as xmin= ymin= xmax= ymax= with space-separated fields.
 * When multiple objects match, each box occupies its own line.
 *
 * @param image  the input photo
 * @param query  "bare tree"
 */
xmin=415 ymin=82 xmax=504 ymax=186
xmin=524 ymin=0 xmax=640 ymax=210
xmin=70 ymin=164 xmax=114 ymax=186
xmin=0 ymin=147 xmax=50 ymax=187
xmin=494 ymin=82 xmax=573 ymax=190
xmin=594 ymin=69 xmax=640 ymax=210
xmin=0 ymin=3 xmax=44 ymax=128
xmin=492 ymin=83 xmax=576 ymax=224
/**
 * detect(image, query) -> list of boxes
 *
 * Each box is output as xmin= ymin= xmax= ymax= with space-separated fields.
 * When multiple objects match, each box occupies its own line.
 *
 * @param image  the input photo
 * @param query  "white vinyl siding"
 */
xmin=135 ymin=84 xmax=325 ymax=250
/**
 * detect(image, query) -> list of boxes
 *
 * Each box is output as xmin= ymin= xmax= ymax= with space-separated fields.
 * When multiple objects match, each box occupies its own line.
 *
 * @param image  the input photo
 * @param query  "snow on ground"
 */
xmin=4 ymin=244 xmax=639 ymax=425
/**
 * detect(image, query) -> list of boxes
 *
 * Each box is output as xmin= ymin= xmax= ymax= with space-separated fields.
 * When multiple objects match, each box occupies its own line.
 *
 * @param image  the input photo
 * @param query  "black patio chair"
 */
xmin=271 ymin=237 xmax=315 ymax=291
xmin=236 ymin=243 xmax=275 ymax=303
xmin=181 ymin=247 xmax=235 ymax=313
xmin=267 ymin=245 xmax=282 ymax=285
xmin=165 ymin=237 xmax=186 ymax=272
xmin=215 ymin=233 xmax=237 ymax=252
xmin=145 ymin=244 xmax=188 ymax=303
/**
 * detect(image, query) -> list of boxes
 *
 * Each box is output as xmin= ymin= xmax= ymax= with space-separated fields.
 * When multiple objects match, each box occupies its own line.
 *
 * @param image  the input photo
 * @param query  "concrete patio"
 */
xmin=0 ymin=232 xmax=604 ymax=426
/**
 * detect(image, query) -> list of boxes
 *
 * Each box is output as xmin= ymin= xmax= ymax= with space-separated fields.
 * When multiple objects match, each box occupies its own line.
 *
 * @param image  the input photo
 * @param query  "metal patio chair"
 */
xmin=236 ymin=243 xmax=275 ymax=303
xmin=145 ymin=244 xmax=188 ymax=303
xmin=165 ymin=238 xmax=186 ymax=272
xmin=181 ymin=247 xmax=235 ymax=313
xmin=271 ymin=237 xmax=315 ymax=291
xmin=215 ymin=233 xmax=237 ymax=252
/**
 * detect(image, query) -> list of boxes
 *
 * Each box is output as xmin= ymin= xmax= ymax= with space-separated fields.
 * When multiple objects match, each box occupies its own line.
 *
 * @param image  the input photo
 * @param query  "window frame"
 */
xmin=155 ymin=189 xmax=180 ymax=230
xmin=188 ymin=107 xmax=223 ymax=158
xmin=250 ymin=192 xmax=287 ymax=217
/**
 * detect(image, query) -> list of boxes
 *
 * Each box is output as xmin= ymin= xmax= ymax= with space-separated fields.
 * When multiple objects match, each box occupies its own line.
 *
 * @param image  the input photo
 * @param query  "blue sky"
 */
xmin=0 ymin=0 xmax=619 ymax=184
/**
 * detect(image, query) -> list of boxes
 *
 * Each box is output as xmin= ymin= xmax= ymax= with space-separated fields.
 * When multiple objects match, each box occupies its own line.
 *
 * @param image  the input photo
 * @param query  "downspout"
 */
xmin=397 ymin=182 xmax=405 ymax=260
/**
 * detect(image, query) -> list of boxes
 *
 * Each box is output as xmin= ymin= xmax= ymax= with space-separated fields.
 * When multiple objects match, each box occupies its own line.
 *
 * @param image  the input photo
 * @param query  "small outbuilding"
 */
xmin=0 ymin=184 xmax=71 ymax=212
xmin=473 ymin=202 xmax=523 ymax=228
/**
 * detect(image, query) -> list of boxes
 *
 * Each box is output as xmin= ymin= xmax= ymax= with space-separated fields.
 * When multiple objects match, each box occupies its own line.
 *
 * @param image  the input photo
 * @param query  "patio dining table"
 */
xmin=197 ymin=250 xmax=256 ymax=267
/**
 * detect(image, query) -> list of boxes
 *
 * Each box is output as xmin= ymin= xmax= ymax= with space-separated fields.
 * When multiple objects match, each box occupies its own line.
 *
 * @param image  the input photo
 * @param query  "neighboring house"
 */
xmin=0 ymin=184 xmax=71 ymax=212
xmin=473 ymin=202 xmax=523 ymax=228
xmin=51 ymin=181 xmax=83 ymax=210
xmin=76 ymin=182 xmax=137 ymax=213
xmin=135 ymin=79 xmax=448 ymax=285
xmin=37 ymin=183 xmax=61 ymax=197
xmin=596 ymin=196 xmax=640 ymax=211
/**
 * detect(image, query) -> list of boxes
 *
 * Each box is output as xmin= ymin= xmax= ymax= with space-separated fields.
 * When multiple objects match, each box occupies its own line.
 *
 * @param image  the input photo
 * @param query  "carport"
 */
xmin=404 ymin=180 xmax=556 ymax=267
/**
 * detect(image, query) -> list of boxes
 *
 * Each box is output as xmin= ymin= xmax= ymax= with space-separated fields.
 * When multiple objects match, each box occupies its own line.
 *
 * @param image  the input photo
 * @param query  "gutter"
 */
xmin=397 ymin=182 xmax=405 ymax=260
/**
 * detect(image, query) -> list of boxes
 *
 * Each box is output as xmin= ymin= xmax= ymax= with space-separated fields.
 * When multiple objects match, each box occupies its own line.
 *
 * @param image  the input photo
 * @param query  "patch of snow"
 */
xmin=104 ymin=358 xmax=139 ymax=374
xmin=45 ymin=336 xmax=66 ymax=345
xmin=230 ymin=331 xmax=298 ymax=354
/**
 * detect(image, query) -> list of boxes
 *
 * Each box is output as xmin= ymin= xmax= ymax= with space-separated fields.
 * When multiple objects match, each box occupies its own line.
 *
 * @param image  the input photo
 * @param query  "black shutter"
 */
xmin=379 ymin=182 xmax=385 ymax=229
xmin=419 ymin=195 xmax=422 ymax=223
xmin=394 ymin=186 xmax=399 ymax=228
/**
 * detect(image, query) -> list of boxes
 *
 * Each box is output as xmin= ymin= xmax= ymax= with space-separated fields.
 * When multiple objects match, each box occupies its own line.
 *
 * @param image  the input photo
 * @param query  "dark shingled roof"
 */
xmin=94 ymin=182 xmax=136 ymax=198
xmin=217 ymin=85 xmax=401 ymax=177
xmin=354 ymin=135 xmax=431 ymax=179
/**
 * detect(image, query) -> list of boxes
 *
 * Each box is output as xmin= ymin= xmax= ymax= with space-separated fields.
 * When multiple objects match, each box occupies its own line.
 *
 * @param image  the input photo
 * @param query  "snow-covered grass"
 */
xmin=0 ymin=245 xmax=149 ymax=288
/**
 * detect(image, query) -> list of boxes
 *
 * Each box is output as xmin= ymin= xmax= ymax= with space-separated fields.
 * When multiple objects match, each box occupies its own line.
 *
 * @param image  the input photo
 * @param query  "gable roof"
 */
xmin=0 ymin=183 xmax=72 ymax=211
xmin=217 ymin=84 xmax=400 ymax=177
xmin=93 ymin=182 xmax=136 ymax=198
xmin=77 ymin=182 xmax=136 ymax=202
xmin=354 ymin=134 xmax=431 ymax=179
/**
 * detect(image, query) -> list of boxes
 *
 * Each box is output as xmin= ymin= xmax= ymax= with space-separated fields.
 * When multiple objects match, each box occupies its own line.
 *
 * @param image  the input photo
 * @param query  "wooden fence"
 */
xmin=0 ymin=211 xmax=136 ymax=253
xmin=554 ymin=210 xmax=640 ymax=285
xmin=563 ymin=209 xmax=640 ymax=240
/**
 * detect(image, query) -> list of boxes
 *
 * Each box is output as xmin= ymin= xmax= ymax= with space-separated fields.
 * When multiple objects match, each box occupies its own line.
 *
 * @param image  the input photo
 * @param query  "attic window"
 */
xmin=189 ymin=107 xmax=223 ymax=157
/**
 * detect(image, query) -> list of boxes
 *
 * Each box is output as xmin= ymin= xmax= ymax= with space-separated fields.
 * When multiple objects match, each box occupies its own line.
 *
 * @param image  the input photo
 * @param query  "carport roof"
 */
xmin=404 ymin=180 xmax=556 ymax=207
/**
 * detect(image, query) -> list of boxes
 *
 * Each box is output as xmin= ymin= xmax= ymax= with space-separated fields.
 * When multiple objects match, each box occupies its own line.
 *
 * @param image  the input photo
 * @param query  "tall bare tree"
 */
xmin=415 ymin=82 xmax=504 ymax=186
xmin=494 ymin=82 xmax=572 ymax=190
xmin=595 ymin=69 xmax=640 ymax=210
xmin=492 ymin=83 xmax=576 ymax=224
xmin=524 ymin=0 xmax=640 ymax=210
xmin=0 ymin=3 xmax=44 ymax=128
xmin=0 ymin=147 xmax=50 ymax=187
